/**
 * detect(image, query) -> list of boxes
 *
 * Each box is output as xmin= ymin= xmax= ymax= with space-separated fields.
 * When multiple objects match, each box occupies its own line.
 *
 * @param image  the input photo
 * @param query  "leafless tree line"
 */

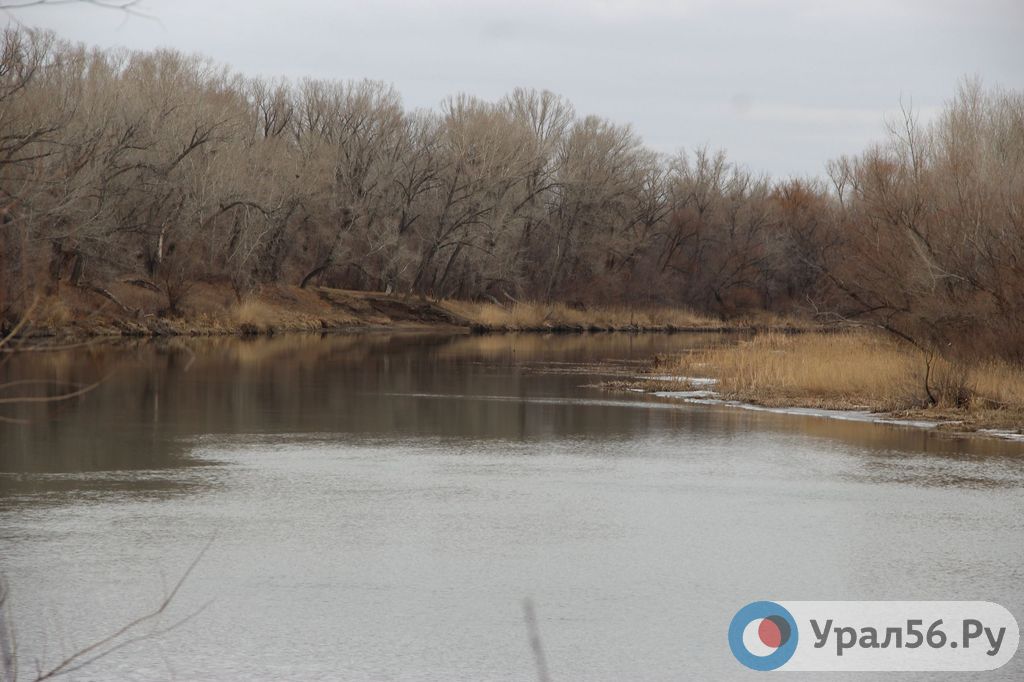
xmin=824 ymin=82 xmax=1024 ymax=362
xmin=1 ymin=28 xmax=1022 ymax=360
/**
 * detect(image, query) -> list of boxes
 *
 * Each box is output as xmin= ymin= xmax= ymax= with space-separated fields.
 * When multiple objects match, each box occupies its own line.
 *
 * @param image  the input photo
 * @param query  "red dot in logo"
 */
xmin=758 ymin=618 xmax=783 ymax=648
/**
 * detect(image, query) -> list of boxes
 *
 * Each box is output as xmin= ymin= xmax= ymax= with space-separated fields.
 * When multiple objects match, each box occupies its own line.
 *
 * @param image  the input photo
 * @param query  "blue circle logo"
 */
xmin=729 ymin=601 xmax=799 ymax=671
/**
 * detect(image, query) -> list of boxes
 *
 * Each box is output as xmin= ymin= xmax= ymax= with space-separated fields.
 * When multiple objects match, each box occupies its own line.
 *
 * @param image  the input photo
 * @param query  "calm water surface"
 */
xmin=1 ymin=333 xmax=1022 ymax=680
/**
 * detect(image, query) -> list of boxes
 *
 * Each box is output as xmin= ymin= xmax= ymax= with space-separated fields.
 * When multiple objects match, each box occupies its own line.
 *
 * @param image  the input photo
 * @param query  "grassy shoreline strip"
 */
xmin=610 ymin=331 xmax=1024 ymax=434
xmin=7 ymin=284 xmax=818 ymax=340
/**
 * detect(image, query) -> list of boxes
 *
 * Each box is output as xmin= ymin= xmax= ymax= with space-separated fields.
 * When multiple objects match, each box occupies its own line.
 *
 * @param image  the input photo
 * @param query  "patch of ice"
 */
xmin=652 ymin=390 xmax=717 ymax=399
xmin=650 ymin=391 xmax=943 ymax=429
xmin=643 ymin=375 xmax=718 ymax=386
xmin=978 ymin=429 xmax=1024 ymax=442
xmin=731 ymin=404 xmax=942 ymax=429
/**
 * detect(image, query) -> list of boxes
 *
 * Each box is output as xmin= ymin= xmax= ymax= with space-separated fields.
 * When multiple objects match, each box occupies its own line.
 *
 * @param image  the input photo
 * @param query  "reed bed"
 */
xmin=439 ymin=299 xmax=727 ymax=331
xmin=657 ymin=331 xmax=1024 ymax=428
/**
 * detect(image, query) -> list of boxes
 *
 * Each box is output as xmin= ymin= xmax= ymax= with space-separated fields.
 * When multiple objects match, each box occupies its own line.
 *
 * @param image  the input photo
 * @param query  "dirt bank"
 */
xmin=11 ymin=281 xmax=814 ymax=340
xmin=12 ymin=282 xmax=466 ymax=339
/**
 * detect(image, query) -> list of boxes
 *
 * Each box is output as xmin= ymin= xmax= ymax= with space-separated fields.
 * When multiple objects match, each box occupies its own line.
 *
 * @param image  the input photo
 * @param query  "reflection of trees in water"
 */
xmin=3 ymin=333 xmax=1021 ymax=485
xmin=0 ymin=301 xmax=105 ymax=428
xmin=1 ymin=333 xmax=702 ymax=475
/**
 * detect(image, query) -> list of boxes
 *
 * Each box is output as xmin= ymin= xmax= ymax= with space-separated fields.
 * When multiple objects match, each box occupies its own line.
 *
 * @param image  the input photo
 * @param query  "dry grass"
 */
xmin=971 ymin=360 xmax=1024 ymax=407
xmin=33 ymin=295 xmax=72 ymax=327
xmin=230 ymin=296 xmax=282 ymax=332
xmin=668 ymin=332 xmax=923 ymax=410
xmin=439 ymin=299 xmax=727 ymax=331
xmin=216 ymin=286 xmax=370 ymax=334
xmin=655 ymin=331 xmax=1024 ymax=429
xmin=25 ymin=282 xmax=813 ymax=340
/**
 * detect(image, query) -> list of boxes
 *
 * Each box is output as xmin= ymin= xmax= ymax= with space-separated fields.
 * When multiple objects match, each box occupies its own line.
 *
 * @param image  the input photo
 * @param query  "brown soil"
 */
xmin=14 ymin=281 xmax=817 ymax=340
xmin=18 ymin=282 xmax=469 ymax=339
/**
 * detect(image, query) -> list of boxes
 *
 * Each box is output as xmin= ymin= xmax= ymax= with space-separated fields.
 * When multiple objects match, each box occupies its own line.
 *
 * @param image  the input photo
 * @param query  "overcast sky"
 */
xmin=9 ymin=0 xmax=1023 ymax=177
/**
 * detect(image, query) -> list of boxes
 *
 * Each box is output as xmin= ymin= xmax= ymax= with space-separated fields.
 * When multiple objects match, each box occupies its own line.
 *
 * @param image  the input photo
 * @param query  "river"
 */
xmin=1 ymin=332 xmax=1022 ymax=680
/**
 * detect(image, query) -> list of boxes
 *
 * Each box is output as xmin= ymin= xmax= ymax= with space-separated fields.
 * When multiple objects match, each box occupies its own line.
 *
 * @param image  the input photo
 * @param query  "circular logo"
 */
xmin=729 ymin=601 xmax=799 ymax=671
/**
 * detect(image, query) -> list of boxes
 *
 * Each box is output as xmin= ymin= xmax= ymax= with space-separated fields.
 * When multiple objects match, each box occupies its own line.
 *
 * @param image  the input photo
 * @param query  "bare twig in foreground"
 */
xmin=523 ymin=597 xmax=551 ymax=682
xmin=0 ymin=579 xmax=17 ymax=682
xmin=11 ymin=537 xmax=215 ymax=682
xmin=0 ymin=0 xmax=143 ymax=13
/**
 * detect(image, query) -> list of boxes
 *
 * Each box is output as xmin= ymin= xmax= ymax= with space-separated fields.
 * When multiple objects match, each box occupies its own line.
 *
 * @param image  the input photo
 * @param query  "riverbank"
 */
xmin=7 ymin=281 xmax=814 ymax=340
xmin=608 ymin=331 xmax=1024 ymax=435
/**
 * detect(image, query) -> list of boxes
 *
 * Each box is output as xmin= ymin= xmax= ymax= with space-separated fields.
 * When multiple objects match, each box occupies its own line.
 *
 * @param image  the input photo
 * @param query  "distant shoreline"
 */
xmin=8 ymin=282 xmax=822 ymax=341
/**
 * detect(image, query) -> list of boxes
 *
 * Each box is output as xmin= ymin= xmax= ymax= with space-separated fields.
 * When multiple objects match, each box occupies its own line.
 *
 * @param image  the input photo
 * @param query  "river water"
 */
xmin=1 ymin=333 xmax=1022 ymax=680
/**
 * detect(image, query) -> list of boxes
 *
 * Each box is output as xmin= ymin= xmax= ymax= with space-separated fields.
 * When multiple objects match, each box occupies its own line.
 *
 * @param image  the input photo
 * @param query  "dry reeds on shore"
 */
xmin=440 ymin=299 xmax=726 ymax=331
xmin=656 ymin=331 xmax=1024 ymax=429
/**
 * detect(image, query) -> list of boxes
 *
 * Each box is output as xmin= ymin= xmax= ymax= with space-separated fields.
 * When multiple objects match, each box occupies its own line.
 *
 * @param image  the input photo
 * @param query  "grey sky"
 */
xmin=10 ymin=0 xmax=1023 ymax=177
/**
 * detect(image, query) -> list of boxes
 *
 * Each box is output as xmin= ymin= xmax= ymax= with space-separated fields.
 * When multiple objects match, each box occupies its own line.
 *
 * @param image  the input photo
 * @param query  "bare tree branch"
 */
xmin=28 ymin=537 xmax=214 ymax=682
xmin=522 ymin=598 xmax=551 ymax=682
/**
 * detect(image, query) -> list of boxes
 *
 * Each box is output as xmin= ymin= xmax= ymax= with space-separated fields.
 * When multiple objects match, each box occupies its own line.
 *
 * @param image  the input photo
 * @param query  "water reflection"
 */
xmin=1 ymin=331 xmax=1022 ymax=486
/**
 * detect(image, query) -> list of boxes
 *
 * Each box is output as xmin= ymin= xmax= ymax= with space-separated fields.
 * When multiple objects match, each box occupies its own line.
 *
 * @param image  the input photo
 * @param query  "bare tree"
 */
xmin=821 ymin=80 xmax=1024 ymax=362
xmin=1 ymin=26 xmax=1022 ymax=367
